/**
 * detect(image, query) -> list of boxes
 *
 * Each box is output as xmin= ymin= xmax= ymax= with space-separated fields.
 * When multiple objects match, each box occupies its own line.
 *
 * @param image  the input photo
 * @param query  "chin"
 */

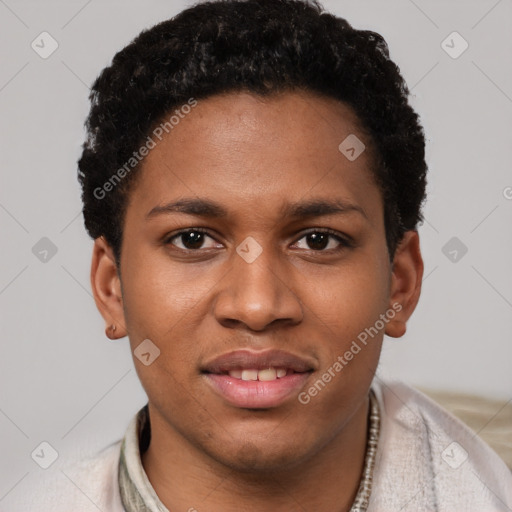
xmin=208 ymin=436 xmax=313 ymax=474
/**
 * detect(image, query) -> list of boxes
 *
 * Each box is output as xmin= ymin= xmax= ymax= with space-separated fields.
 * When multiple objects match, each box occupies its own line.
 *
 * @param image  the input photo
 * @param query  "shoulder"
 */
xmin=4 ymin=440 xmax=125 ymax=512
xmin=369 ymin=379 xmax=512 ymax=511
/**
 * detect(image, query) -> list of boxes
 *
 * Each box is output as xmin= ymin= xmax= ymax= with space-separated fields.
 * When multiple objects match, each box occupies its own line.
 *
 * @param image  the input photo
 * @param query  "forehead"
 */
xmin=127 ymin=91 xmax=382 ymax=224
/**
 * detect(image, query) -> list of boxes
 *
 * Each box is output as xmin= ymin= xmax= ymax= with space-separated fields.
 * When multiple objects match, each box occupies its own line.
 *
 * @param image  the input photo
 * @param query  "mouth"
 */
xmin=224 ymin=367 xmax=292 ymax=381
xmin=201 ymin=349 xmax=315 ymax=409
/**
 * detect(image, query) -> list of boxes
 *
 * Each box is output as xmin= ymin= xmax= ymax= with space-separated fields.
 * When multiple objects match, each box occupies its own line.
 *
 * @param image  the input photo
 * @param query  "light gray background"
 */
xmin=1 ymin=0 xmax=511 ymax=503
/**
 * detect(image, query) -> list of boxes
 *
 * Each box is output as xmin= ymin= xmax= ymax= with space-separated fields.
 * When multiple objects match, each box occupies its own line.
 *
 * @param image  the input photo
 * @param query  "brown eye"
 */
xmin=166 ymin=229 xmax=220 ymax=251
xmin=179 ymin=231 xmax=205 ymax=249
xmin=294 ymin=230 xmax=349 ymax=252
xmin=305 ymin=232 xmax=329 ymax=250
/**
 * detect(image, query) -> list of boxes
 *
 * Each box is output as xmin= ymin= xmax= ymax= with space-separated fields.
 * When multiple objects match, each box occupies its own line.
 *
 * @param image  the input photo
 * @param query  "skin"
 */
xmin=91 ymin=90 xmax=423 ymax=511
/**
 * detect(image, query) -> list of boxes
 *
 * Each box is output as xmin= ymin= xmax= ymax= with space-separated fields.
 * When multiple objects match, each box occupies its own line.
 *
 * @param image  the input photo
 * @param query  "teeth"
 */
xmin=229 ymin=368 xmax=288 ymax=380
xmin=241 ymin=369 xmax=258 ymax=381
xmin=258 ymin=368 xmax=277 ymax=381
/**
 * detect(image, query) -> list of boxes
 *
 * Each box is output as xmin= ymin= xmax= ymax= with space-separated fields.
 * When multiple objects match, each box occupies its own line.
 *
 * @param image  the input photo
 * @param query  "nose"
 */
xmin=213 ymin=244 xmax=303 ymax=332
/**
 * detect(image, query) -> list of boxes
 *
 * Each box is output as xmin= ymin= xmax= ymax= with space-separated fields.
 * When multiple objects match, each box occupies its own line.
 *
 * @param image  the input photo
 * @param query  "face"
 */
xmin=93 ymin=91 xmax=420 ymax=472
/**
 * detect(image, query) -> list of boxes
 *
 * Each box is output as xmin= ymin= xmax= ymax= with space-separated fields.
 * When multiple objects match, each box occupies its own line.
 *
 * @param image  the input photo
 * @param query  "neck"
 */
xmin=141 ymin=396 xmax=370 ymax=512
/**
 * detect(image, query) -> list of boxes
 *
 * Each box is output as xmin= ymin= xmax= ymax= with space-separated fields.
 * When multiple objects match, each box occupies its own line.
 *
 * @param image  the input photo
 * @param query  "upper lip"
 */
xmin=202 ymin=349 xmax=316 ymax=374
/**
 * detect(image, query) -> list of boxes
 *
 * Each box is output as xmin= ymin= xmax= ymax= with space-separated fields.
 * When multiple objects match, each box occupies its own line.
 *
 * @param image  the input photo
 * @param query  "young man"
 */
xmin=18 ymin=0 xmax=512 ymax=510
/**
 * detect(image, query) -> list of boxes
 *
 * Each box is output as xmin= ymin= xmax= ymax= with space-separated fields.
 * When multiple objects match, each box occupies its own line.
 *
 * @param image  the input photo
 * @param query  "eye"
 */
xmin=165 ymin=229 xmax=221 ymax=251
xmin=293 ymin=229 xmax=350 ymax=252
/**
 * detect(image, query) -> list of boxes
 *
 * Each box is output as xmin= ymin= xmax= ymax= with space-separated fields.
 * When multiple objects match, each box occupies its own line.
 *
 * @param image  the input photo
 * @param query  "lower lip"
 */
xmin=204 ymin=373 xmax=311 ymax=409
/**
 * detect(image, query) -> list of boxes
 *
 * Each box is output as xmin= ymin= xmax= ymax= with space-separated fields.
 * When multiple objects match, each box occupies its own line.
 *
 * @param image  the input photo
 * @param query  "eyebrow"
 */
xmin=281 ymin=198 xmax=367 ymax=219
xmin=146 ymin=198 xmax=227 ymax=219
xmin=146 ymin=197 xmax=367 ymax=220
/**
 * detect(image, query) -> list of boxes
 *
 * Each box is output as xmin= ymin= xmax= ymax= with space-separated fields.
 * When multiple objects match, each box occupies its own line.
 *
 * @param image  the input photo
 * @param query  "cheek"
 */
xmin=121 ymin=251 xmax=213 ymax=336
xmin=122 ymin=270 xmax=203 ymax=412
xmin=297 ymin=262 xmax=388 ymax=424
xmin=301 ymin=256 xmax=390 ymax=347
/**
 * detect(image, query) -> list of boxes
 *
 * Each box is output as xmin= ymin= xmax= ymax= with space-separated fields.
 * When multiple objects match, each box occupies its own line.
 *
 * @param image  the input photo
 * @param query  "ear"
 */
xmin=385 ymin=230 xmax=424 ymax=338
xmin=90 ymin=237 xmax=127 ymax=339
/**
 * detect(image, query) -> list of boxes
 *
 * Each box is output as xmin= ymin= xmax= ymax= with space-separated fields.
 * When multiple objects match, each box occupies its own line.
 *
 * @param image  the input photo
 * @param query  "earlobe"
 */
xmin=105 ymin=323 xmax=118 ymax=340
xmin=385 ymin=230 xmax=424 ymax=339
xmin=90 ymin=237 xmax=127 ymax=339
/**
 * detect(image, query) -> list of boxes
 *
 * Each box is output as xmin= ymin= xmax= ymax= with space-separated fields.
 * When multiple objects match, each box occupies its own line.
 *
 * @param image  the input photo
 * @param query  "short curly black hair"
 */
xmin=78 ymin=0 xmax=427 ymax=265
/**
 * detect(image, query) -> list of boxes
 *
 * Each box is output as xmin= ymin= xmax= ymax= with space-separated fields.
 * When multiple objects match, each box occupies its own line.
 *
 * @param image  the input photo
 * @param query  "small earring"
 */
xmin=106 ymin=324 xmax=117 ymax=340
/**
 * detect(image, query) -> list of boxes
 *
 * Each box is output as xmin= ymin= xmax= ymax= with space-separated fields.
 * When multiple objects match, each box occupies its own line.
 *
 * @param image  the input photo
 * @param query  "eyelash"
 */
xmin=164 ymin=228 xmax=352 ymax=253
